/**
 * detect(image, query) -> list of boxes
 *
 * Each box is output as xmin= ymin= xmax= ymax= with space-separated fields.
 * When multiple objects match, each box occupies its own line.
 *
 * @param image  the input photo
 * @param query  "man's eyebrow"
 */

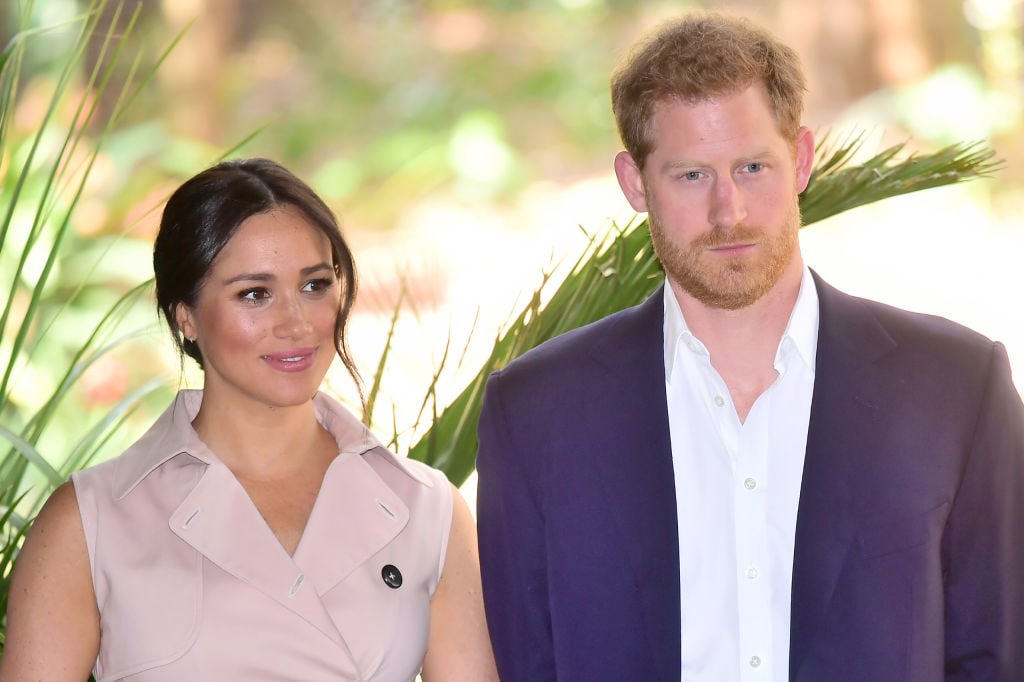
xmin=660 ymin=150 xmax=777 ymax=172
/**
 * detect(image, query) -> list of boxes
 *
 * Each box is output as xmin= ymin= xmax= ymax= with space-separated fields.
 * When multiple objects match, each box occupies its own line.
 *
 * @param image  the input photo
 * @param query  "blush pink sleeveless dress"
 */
xmin=72 ymin=390 xmax=453 ymax=681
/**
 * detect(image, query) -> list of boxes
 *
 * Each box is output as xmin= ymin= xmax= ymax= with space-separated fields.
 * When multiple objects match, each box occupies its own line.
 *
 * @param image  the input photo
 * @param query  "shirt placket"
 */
xmin=735 ymin=401 xmax=772 ymax=681
xmin=703 ymin=358 xmax=775 ymax=682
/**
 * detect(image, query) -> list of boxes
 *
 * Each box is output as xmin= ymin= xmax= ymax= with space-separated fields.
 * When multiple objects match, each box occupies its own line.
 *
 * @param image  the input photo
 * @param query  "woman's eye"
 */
xmin=239 ymin=288 xmax=270 ymax=302
xmin=302 ymin=278 xmax=334 ymax=294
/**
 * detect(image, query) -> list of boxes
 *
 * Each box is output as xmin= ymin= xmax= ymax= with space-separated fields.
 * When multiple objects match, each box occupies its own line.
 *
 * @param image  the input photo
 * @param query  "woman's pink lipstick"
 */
xmin=261 ymin=347 xmax=317 ymax=372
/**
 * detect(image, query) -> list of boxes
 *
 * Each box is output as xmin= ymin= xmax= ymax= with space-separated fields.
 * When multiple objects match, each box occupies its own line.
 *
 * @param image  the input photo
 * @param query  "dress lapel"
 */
xmin=168 ymin=461 xmax=347 ymax=645
xmin=167 ymin=425 xmax=411 ymax=651
xmin=789 ymin=272 xmax=897 ymax=680
xmin=292 ymin=448 xmax=410 ymax=595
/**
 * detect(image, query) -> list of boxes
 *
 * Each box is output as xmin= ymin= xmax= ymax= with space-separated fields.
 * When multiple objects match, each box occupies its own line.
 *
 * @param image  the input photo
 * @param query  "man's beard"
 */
xmin=648 ymin=200 xmax=801 ymax=310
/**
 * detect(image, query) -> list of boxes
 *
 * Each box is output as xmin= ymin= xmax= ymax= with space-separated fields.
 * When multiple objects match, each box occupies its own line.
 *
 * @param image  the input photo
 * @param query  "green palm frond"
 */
xmin=405 ymin=134 xmax=1002 ymax=485
xmin=801 ymin=132 xmax=1001 ymax=225
xmin=405 ymin=220 xmax=653 ymax=484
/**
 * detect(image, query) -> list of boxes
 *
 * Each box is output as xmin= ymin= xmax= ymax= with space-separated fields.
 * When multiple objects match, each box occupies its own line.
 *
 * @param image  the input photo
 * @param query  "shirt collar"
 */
xmin=781 ymin=265 xmax=820 ymax=372
xmin=663 ymin=265 xmax=820 ymax=379
xmin=112 ymin=389 xmax=432 ymax=499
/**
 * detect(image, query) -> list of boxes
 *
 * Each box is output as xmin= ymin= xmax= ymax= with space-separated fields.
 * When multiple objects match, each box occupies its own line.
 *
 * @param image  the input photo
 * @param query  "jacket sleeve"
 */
xmin=475 ymin=371 xmax=557 ymax=682
xmin=942 ymin=341 xmax=1024 ymax=681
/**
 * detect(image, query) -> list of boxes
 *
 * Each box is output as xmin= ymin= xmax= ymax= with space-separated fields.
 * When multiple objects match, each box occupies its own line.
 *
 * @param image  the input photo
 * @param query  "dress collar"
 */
xmin=112 ymin=389 xmax=432 ymax=499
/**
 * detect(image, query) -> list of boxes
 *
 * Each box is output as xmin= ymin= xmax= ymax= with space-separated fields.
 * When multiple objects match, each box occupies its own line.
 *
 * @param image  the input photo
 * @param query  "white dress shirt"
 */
xmin=663 ymin=267 xmax=819 ymax=682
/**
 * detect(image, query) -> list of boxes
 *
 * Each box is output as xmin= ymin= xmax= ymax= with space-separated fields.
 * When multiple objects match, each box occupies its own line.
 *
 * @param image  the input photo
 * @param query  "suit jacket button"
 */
xmin=382 ymin=564 xmax=403 ymax=589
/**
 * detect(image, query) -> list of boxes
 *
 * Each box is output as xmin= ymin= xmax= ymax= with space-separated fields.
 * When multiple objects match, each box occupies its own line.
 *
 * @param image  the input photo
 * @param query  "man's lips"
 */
xmin=707 ymin=242 xmax=756 ymax=254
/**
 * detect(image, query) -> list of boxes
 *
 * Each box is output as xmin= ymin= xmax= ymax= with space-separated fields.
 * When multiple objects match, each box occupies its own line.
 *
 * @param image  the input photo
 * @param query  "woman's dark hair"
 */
xmin=153 ymin=157 xmax=362 ymax=399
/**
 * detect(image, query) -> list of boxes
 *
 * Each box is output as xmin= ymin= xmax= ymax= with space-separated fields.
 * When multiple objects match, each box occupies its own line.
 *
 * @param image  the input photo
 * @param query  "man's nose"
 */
xmin=708 ymin=177 xmax=747 ymax=230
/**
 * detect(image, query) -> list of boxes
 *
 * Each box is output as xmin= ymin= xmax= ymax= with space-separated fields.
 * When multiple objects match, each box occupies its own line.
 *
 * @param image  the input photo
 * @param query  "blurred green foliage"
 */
xmin=2 ymin=0 xmax=1017 ymax=499
xmin=8 ymin=1 xmax=697 ymax=230
xmin=0 ymin=1 xmax=177 ymax=530
xmin=0 ymin=0 xmax=1015 ymax=661
xmin=1 ymin=0 xmax=1016 ymax=510
xmin=0 ymin=1 xmax=173 ymax=654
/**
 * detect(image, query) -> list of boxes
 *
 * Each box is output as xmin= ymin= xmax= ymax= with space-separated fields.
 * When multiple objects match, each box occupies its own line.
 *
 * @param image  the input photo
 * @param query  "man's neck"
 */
xmin=671 ymin=257 xmax=805 ymax=420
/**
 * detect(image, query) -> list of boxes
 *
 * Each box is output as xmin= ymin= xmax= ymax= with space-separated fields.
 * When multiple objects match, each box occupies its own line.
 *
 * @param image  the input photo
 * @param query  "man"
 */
xmin=475 ymin=12 xmax=1024 ymax=682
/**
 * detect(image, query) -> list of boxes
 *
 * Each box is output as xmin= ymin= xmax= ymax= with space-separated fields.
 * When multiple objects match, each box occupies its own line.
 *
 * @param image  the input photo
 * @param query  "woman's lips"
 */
xmin=261 ymin=347 xmax=317 ymax=372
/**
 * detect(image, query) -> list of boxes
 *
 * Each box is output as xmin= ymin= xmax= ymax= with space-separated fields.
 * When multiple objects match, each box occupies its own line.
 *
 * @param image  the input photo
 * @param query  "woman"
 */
xmin=0 ymin=158 xmax=498 ymax=681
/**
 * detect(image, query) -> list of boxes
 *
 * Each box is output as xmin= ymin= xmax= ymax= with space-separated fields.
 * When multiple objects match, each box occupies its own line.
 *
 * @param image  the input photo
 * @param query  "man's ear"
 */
xmin=174 ymin=303 xmax=196 ymax=342
xmin=614 ymin=151 xmax=649 ymax=213
xmin=794 ymin=126 xmax=815 ymax=194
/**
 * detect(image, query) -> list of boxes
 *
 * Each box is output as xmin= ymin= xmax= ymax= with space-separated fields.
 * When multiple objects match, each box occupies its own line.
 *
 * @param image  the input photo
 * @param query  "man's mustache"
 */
xmin=692 ymin=225 xmax=762 ymax=249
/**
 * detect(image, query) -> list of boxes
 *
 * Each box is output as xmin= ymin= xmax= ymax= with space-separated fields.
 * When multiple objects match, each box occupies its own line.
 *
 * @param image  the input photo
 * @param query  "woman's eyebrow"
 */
xmin=222 ymin=262 xmax=333 ymax=285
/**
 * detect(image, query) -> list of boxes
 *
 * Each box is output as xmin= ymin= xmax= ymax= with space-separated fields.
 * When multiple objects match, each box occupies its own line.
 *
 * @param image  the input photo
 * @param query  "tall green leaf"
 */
xmin=0 ymin=0 xmax=182 ymax=562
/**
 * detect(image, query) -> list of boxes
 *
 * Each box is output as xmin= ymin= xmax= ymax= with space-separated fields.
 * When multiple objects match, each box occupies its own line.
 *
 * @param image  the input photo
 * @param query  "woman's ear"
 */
xmin=174 ymin=303 xmax=196 ymax=343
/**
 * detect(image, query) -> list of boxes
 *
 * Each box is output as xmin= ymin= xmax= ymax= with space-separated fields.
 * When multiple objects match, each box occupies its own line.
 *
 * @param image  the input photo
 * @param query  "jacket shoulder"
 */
xmin=814 ymin=273 xmax=1006 ymax=390
xmin=499 ymin=287 xmax=662 ymax=378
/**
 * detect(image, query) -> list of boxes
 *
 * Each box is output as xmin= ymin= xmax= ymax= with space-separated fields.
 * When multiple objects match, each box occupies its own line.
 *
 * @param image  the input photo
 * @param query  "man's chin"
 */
xmin=673 ymin=267 xmax=775 ymax=310
xmin=702 ymin=288 xmax=764 ymax=311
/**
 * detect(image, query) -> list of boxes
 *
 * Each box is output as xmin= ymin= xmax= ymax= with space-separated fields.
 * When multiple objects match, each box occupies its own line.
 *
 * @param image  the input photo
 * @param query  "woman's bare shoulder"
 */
xmin=0 ymin=481 xmax=99 ymax=681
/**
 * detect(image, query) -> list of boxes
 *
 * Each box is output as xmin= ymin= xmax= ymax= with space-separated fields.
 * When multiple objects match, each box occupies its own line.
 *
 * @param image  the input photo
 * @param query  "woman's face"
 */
xmin=175 ymin=206 xmax=341 ymax=411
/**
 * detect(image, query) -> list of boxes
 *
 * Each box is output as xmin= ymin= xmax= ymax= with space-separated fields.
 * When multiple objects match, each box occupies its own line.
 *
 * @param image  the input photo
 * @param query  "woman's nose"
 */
xmin=274 ymin=296 xmax=314 ymax=338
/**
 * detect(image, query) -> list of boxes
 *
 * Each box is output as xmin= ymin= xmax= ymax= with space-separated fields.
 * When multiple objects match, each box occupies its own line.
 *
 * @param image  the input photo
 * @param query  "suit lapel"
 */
xmin=562 ymin=275 xmax=901 ymax=681
xmin=789 ymin=273 xmax=897 ymax=680
xmin=586 ymin=288 xmax=681 ymax=682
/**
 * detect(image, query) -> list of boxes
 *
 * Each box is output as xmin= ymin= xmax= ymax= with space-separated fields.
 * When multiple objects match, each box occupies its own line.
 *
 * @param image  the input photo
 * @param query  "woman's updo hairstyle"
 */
xmin=153 ymin=157 xmax=361 ymax=393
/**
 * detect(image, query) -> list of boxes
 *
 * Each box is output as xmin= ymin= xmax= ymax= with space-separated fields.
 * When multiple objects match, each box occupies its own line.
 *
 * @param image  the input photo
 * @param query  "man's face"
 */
xmin=614 ymin=84 xmax=814 ymax=310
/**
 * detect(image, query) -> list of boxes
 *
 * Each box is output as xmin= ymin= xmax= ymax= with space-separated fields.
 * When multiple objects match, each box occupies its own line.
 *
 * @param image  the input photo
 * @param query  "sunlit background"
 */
xmin=2 ymin=0 xmax=1022 ymax=505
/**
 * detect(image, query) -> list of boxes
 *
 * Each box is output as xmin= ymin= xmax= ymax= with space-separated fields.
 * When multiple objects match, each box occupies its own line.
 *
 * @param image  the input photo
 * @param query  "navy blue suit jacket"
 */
xmin=476 ymin=272 xmax=1024 ymax=681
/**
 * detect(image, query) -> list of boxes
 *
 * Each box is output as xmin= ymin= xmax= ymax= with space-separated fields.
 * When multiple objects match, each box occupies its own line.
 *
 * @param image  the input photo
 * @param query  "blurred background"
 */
xmin=2 ymin=0 xmax=1022 ymax=485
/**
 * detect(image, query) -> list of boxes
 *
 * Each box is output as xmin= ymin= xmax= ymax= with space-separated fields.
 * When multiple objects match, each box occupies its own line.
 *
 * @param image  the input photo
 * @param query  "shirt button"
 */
xmin=745 ymin=566 xmax=759 ymax=580
xmin=686 ymin=340 xmax=699 ymax=353
xmin=744 ymin=477 xmax=757 ymax=490
xmin=713 ymin=395 xmax=725 ymax=407
xmin=750 ymin=655 xmax=762 ymax=668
